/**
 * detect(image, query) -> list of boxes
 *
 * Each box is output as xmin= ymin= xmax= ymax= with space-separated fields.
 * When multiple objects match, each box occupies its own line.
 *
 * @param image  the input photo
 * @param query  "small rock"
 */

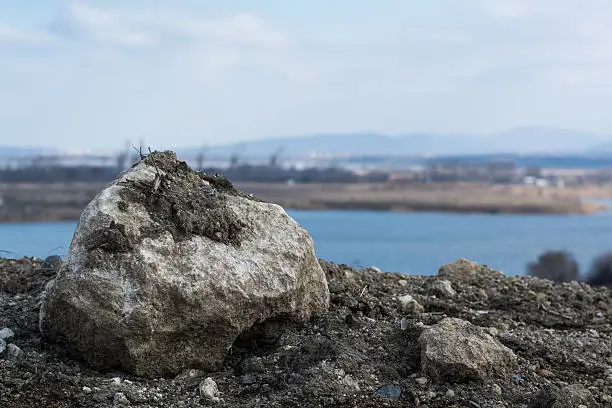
xmin=537 ymin=368 xmax=554 ymax=378
xmin=111 ymin=377 xmax=122 ymax=385
xmin=0 ymin=339 xmax=5 ymax=355
xmin=368 ymin=266 xmax=382 ymax=273
xmin=492 ymin=383 xmax=502 ymax=396
xmin=241 ymin=373 xmax=256 ymax=385
xmin=199 ymin=377 xmax=220 ymax=403
xmin=113 ymin=392 xmax=131 ymax=406
xmin=0 ymin=328 xmax=15 ymax=340
xmin=429 ymin=279 xmax=456 ymax=297
xmin=528 ymin=384 xmax=598 ymax=408
xmin=487 ymin=327 xmax=499 ymax=337
xmin=6 ymin=344 xmax=24 ymax=359
xmin=82 ymin=386 xmax=92 ymax=393
xmin=415 ymin=377 xmax=428 ymax=386
xmin=375 ymin=384 xmax=402 ymax=401
xmin=398 ymin=279 xmax=408 ymax=286
xmin=340 ymin=375 xmax=361 ymax=393
xmin=445 ymin=389 xmax=455 ymax=398
xmin=398 ymin=294 xmax=424 ymax=314
xmin=419 ymin=317 xmax=517 ymax=383
xmin=400 ymin=317 xmax=409 ymax=330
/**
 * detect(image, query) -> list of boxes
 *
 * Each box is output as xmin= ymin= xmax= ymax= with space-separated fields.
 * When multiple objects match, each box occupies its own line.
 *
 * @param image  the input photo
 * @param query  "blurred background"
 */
xmin=2 ymin=1 xmax=612 ymax=284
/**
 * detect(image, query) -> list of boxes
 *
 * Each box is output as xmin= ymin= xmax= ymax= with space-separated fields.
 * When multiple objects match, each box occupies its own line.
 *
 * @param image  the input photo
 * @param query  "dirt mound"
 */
xmin=1 ymin=258 xmax=611 ymax=407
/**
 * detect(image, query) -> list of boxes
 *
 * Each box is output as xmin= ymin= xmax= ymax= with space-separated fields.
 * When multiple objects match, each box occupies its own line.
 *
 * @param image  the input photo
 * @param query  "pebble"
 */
xmin=415 ymin=377 xmax=429 ymax=386
xmin=0 ymin=339 xmax=5 ymax=355
xmin=241 ymin=373 xmax=256 ymax=385
xmin=0 ymin=328 xmax=15 ymax=340
xmin=445 ymin=389 xmax=455 ymax=398
xmin=82 ymin=386 xmax=92 ymax=393
xmin=111 ymin=377 xmax=122 ymax=385
xmin=374 ymin=384 xmax=402 ymax=401
xmin=537 ymin=368 xmax=554 ymax=378
xmin=113 ymin=392 xmax=131 ymax=406
xmin=6 ymin=344 xmax=24 ymax=359
xmin=398 ymin=294 xmax=424 ymax=314
xmin=492 ymin=383 xmax=502 ymax=395
xmin=199 ymin=377 xmax=220 ymax=403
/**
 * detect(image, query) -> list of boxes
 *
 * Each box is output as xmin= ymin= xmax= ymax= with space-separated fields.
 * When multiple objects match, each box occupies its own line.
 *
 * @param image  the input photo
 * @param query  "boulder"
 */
xmin=419 ymin=317 xmax=516 ymax=383
xmin=39 ymin=151 xmax=329 ymax=377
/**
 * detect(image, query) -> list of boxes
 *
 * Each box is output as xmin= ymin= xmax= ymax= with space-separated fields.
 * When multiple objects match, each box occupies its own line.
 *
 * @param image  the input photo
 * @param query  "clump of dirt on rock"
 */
xmin=1 ymin=257 xmax=611 ymax=407
xmin=112 ymin=151 xmax=249 ymax=247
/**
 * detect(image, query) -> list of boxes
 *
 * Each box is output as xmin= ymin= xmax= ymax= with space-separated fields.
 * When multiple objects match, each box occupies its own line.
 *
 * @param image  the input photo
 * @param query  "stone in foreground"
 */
xmin=419 ymin=317 xmax=517 ymax=383
xmin=39 ymin=152 xmax=329 ymax=377
xmin=528 ymin=384 xmax=599 ymax=408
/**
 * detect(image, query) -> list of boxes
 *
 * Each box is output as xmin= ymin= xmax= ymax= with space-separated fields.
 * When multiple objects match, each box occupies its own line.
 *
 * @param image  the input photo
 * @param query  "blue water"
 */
xmin=2 ymin=210 xmax=612 ymax=276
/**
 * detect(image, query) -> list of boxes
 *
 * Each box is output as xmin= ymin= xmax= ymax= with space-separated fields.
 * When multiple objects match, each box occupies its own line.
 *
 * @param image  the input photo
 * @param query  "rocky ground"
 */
xmin=0 ymin=257 xmax=610 ymax=407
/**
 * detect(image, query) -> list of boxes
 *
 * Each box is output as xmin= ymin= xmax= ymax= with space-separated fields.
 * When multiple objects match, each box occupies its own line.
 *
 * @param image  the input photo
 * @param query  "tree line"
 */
xmin=527 ymin=250 xmax=612 ymax=286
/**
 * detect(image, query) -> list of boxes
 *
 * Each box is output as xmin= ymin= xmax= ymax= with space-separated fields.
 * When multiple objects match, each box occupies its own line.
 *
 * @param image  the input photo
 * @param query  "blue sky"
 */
xmin=1 ymin=1 xmax=612 ymax=150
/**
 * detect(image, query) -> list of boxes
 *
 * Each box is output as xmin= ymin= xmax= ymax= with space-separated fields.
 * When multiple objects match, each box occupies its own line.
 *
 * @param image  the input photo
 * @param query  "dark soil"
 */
xmin=117 ymin=151 xmax=248 ymax=247
xmin=0 ymin=257 xmax=610 ymax=407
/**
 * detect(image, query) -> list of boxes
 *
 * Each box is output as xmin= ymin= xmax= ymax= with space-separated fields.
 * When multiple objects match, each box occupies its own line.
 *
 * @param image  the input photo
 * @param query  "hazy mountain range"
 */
xmin=3 ymin=127 xmax=612 ymax=159
xmin=181 ymin=127 xmax=612 ymax=158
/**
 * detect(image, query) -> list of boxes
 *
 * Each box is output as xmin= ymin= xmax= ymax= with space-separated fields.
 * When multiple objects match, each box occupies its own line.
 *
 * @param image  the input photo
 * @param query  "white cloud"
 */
xmin=161 ymin=13 xmax=289 ymax=48
xmin=63 ymin=3 xmax=153 ymax=45
xmin=3 ymin=1 xmax=612 ymax=148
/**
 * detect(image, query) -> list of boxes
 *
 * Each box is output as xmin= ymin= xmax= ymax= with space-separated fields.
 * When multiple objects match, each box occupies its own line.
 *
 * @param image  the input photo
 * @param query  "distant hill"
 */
xmin=182 ymin=127 xmax=610 ymax=158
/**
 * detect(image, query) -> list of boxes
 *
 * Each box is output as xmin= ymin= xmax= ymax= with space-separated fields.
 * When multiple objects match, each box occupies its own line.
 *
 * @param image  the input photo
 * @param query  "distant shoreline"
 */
xmin=0 ymin=181 xmax=605 ymax=223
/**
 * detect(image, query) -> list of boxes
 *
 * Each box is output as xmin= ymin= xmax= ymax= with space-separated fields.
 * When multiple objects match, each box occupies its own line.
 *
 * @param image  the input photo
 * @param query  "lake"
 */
xmin=2 ymin=209 xmax=612 ymax=277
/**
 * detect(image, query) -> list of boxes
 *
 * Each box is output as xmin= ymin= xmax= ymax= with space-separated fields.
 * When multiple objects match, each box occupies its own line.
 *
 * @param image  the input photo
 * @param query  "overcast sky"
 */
xmin=1 ymin=1 xmax=612 ymax=150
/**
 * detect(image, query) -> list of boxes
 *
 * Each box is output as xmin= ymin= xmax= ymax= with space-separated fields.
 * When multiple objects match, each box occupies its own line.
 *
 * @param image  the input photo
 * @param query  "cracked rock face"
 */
xmin=39 ymin=151 xmax=329 ymax=378
xmin=419 ymin=317 xmax=517 ymax=383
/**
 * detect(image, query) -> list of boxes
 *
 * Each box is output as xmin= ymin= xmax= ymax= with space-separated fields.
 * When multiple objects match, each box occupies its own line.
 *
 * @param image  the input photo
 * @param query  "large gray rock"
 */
xmin=419 ymin=317 xmax=517 ymax=383
xmin=39 ymin=152 xmax=329 ymax=377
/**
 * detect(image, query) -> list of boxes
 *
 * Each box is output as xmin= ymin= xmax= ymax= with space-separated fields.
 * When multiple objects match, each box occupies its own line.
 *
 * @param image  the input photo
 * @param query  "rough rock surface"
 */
xmin=420 ymin=317 xmax=517 ymax=382
xmin=1 ymin=257 xmax=611 ymax=407
xmin=528 ymin=384 xmax=599 ymax=408
xmin=38 ymin=152 xmax=329 ymax=377
xmin=428 ymin=279 xmax=456 ymax=297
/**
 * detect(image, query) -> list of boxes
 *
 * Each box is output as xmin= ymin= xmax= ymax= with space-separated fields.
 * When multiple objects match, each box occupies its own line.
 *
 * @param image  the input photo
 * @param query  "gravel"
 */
xmin=0 ymin=256 xmax=610 ymax=407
